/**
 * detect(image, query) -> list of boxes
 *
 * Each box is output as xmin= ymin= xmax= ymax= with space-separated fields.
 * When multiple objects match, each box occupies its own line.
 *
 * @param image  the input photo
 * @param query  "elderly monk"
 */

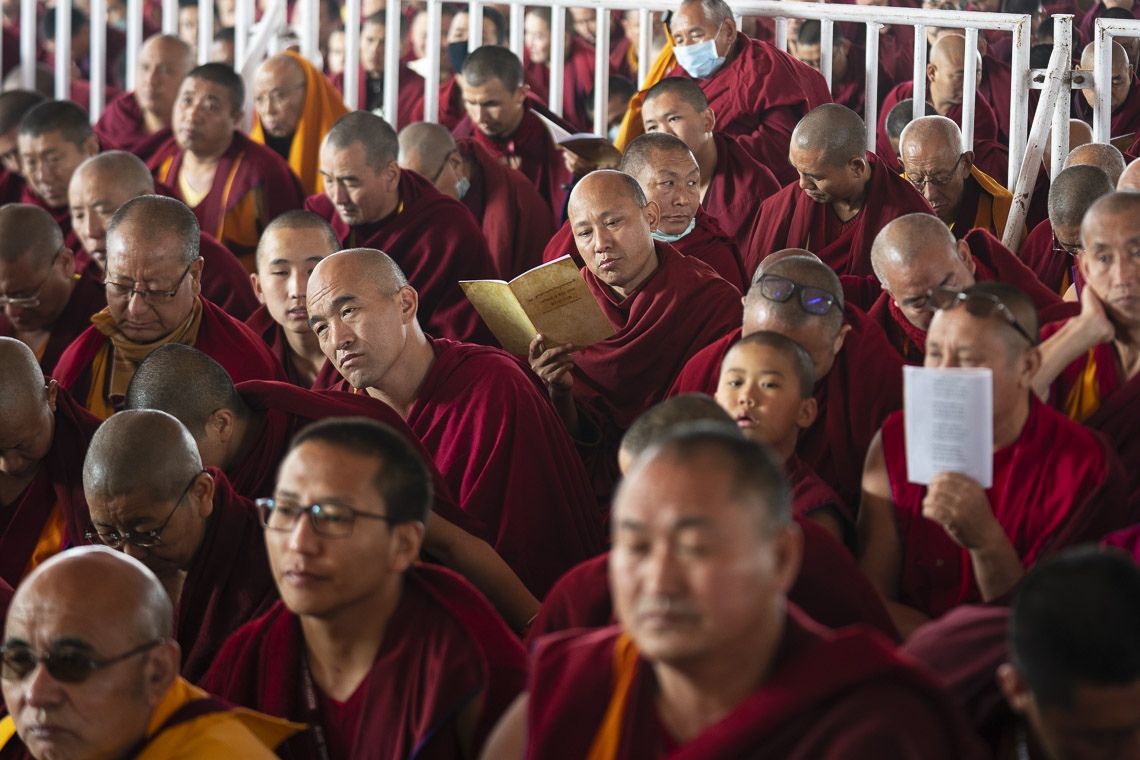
xmin=1120 ymin=156 xmax=1140 ymax=189
xmin=250 ymin=51 xmax=349 ymax=196
xmin=530 ymin=170 xmax=740 ymax=497
xmin=542 ymin=135 xmax=746 ymax=291
xmin=748 ymin=104 xmax=932 ymax=278
xmin=306 ymin=112 xmax=497 ymax=345
xmin=330 ymin=11 xmax=425 ymax=127
xmin=53 ymin=196 xmax=284 ymax=419
xmin=671 ymin=253 xmax=904 ymax=510
xmin=1020 ymin=165 xmax=1115 ymax=296
xmin=483 ymin=425 xmax=983 ymax=759
xmin=398 ymin=121 xmax=555 ymax=279
xmin=0 ymin=338 xmax=99 ymax=589
xmin=454 ymin=45 xmax=575 ymax=223
xmin=1064 ymin=142 xmax=1127 ymax=186
xmin=68 ymin=151 xmax=258 ymax=319
xmin=528 ymin=393 xmax=898 ymax=644
xmin=0 ymin=206 xmax=105 ymax=375
xmin=900 ymin=116 xmax=1020 ymax=243
xmin=150 ymin=63 xmax=305 ymax=269
xmin=309 ymin=249 xmax=604 ymax=597
xmin=0 ymin=91 xmax=44 ymax=205
xmin=202 ymin=418 xmax=527 ymax=758
xmin=868 ymin=214 xmax=1062 ymax=364
xmin=246 ymin=210 xmax=340 ymax=389
xmin=665 ymin=0 xmax=831 ymax=185
xmin=860 ymin=282 xmax=1132 ymax=638
xmin=640 ymin=77 xmax=780 ymax=251
xmin=81 ymin=409 xmax=278 ymax=683
xmin=94 ymin=35 xmax=193 ymax=163
xmin=0 ymin=547 xmax=299 ymax=758
xmin=1074 ymin=42 xmax=1140 ymax=140
xmin=17 ymin=101 xmax=99 ymax=246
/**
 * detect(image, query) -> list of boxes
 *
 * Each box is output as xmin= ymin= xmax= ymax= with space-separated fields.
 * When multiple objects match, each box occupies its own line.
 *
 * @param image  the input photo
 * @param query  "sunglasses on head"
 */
xmin=930 ymin=286 xmax=1037 ymax=345
xmin=757 ymin=273 xmax=838 ymax=315
xmin=0 ymin=638 xmax=164 ymax=684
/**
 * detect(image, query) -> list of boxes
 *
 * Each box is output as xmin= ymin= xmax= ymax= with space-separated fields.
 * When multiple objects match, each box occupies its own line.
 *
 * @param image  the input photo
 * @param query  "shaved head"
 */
xmin=1120 ymin=157 xmax=1140 ymax=191
xmin=461 ymin=44 xmax=525 ymax=90
xmin=619 ymin=132 xmax=696 ymax=179
xmin=1043 ymin=120 xmax=1093 ymax=175
xmin=108 ymin=195 xmax=200 ymax=266
xmin=885 ymin=99 xmax=937 ymax=141
xmin=1049 ymin=165 xmax=1115 ymax=228
xmin=930 ymin=33 xmax=970 ymax=67
xmin=871 ymin=213 xmax=959 ymax=289
xmin=73 ymin=150 xmax=156 ymax=196
xmin=1064 ymin=142 xmax=1126 ymax=186
xmin=643 ymin=77 xmax=709 ymax=113
xmin=791 ymin=103 xmax=866 ymax=166
xmin=570 ymin=168 xmax=649 ymax=210
xmin=0 ymin=204 xmax=63 ymax=264
xmin=1080 ymin=39 xmax=1129 ymax=71
xmin=0 ymin=90 xmax=44 ymax=135
xmin=310 ymin=247 xmax=409 ymax=297
xmin=678 ymin=0 xmax=734 ymax=26
xmin=1081 ymin=191 xmax=1140 ymax=243
xmin=123 ymin=344 xmax=245 ymax=442
xmin=256 ymin=51 xmax=304 ymax=82
xmin=83 ymin=409 xmax=204 ymax=504
xmin=899 ymin=115 xmax=965 ymax=158
xmin=324 ymin=111 xmax=399 ymax=171
xmin=619 ymin=393 xmax=735 ymax=470
xmin=255 ymin=209 xmax=340 ymax=267
xmin=0 ymin=336 xmax=47 ymax=416
xmin=397 ymin=121 xmax=458 ymax=177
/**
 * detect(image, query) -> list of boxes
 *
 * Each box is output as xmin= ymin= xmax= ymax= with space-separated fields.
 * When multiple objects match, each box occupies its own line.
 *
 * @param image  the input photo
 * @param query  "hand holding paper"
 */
xmin=921 ymin=472 xmax=1002 ymax=550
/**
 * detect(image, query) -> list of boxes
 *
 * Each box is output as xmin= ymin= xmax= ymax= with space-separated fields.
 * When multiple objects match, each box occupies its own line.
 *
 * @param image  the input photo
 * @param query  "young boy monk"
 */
xmin=715 ymin=330 xmax=849 ymax=543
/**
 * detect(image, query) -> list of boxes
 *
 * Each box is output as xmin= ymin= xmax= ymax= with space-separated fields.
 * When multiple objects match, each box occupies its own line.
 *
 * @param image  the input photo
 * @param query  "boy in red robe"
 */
xmin=201 ymin=418 xmax=527 ymax=759
xmin=482 ymin=426 xmax=982 ymax=758
xmin=860 ymin=282 xmax=1133 ymax=638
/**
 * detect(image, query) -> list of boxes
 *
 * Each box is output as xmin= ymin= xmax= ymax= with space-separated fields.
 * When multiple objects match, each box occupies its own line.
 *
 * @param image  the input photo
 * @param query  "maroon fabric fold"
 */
xmin=702 ymin=131 xmax=781 ymax=251
xmin=1021 ymin=218 xmax=1073 ymax=296
xmin=330 ymin=65 xmax=425 ymax=129
xmin=93 ymin=91 xmax=173 ymax=163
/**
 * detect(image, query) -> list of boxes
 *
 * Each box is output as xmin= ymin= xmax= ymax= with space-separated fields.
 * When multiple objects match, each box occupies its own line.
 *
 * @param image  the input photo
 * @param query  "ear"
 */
xmin=142 ymin=640 xmax=181 ymax=707
xmin=384 ymin=159 xmax=401 ymax=190
xmin=390 ymin=520 xmax=426 ymax=572
xmin=251 ymin=272 xmax=266 ymax=304
xmin=957 ymin=239 xmax=976 ymax=276
xmin=208 ymin=407 xmax=236 ymax=444
xmin=797 ymin=396 xmax=818 ymax=430
xmin=513 ymin=84 xmax=528 ymax=107
xmin=396 ymin=284 xmax=419 ymax=325
xmin=833 ymin=322 xmax=853 ymax=357
xmin=1020 ymin=344 xmax=1042 ymax=387
xmin=190 ymin=470 xmax=215 ymax=519
xmin=840 ymin=38 xmax=852 ymax=55
xmin=643 ymin=200 xmax=661 ymax=232
xmin=231 ymin=108 xmax=245 ymax=129
xmin=997 ymin=663 xmax=1034 ymax=715
xmin=59 ymin=246 xmax=76 ymax=278
xmin=976 ymin=36 xmax=989 ymax=57
xmin=702 ymin=106 xmax=716 ymax=133
xmin=1076 ymin=250 xmax=1091 ymax=282
xmin=772 ymin=521 xmax=804 ymax=594
xmin=849 ymin=154 xmax=868 ymax=178
xmin=45 ymin=379 xmax=59 ymax=413
xmin=926 ymin=62 xmax=937 ymax=82
xmin=82 ymin=134 xmax=99 ymax=157
xmin=721 ymin=15 xmax=738 ymax=46
xmin=960 ymin=150 xmax=975 ymax=174
xmin=188 ymin=256 xmax=204 ymax=295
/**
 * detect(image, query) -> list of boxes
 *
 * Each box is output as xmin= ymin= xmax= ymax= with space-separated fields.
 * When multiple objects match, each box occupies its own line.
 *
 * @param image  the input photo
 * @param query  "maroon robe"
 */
xmin=829 ymin=43 xmax=896 ymax=120
xmin=1021 ymin=218 xmax=1074 ymax=296
xmin=526 ymin=609 xmax=982 ymax=759
xmin=1079 ymin=2 xmax=1140 ymax=55
xmin=524 ymin=35 xmax=596 ymax=133
xmin=150 ymin=131 xmax=306 ymax=263
xmin=53 ymin=296 xmax=287 ymax=416
xmin=881 ymin=399 xmax=1134 ymax=618
xmin=665 ymin=33 xmax=833 ymax=185
xmin=838 ymin=22 xmax=915 ymax=87
xmin=456 ymin=137 xmax=556 ymax=279
xmin=670 ymin=305 xmax=904 ymax=509
xmin=978 ymin=54 xmax=1014 ymax=141
xmin=19 ymin=184 xmax=78 ymax=253
xmin=746 ymin=151 xmax=934 ymax=278
xmin=542 ymin=209 xmax=745 ymax=293
xmin=876 ymin=81 xmax=1002 ymax=172
xmin=305 ymin=169 xmax=498 ymax=345
xmin=201 ymin=565 xmax=527 ymax=759
xmin=702 ymin=131 xmax=781 ymax=252
xmin=0 ymin=389 xmax=99 ymax=590
xmin=331 ymin=65 xmax=426 ymax=129
xmin=93 ymin=91 xmax=173 ymax=163
xmin=244 ymin=306 xmax=341 ymax=390
xmin=177 ymin=469 xmax=277 ymax=684
xmin=0 ymin=269 xmax=106 ymax=375
xmin=0 ymin=169 xmax=25 ymax=206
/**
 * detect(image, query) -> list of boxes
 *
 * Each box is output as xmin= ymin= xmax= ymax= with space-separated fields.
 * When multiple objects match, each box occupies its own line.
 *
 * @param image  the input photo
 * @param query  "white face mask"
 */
xmin=652 ymin=216 xmax=697 ymax=243
xmin=455 ymin=174 xmax=471 ymax=200
xmin=673 ymin=24 xmax=728 ymax=79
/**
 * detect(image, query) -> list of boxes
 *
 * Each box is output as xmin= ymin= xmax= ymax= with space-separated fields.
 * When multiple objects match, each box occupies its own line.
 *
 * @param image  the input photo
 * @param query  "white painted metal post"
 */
xmin=383 ymin=0 xmax=400 ymax=124
xmin=300 ymin=0 xmax=321 ymax=65
xmin=55 ymin=0 xmax=72 ymax=102
xmin=593 ymin=7 xmax=610 ymax=135
xmin=235 ymin=0 xmax=250 ymax=70
xmin=961 ymin=27 xmax=978 ymax=148
xmin=819 ymin=19 xmax=833 ymax=90
xmin=774 ymin=17 xmax=787 ymax=52
xmin=197 ymin=0 xmax=212 ymax=64
xmin=470 ymin=1 xmax=484 ymax=53
xmin=511 ymin=4 xmax=526 ymax=59
xmin=911 ymin=24 xmax=926 ymax=120
xmin=1093 ymin=23 xmax=1112 ymax=142
xmin=126 ymin=0 xmax=143 ymax=90
xmin=1050 ymin=15 xmax=1073 ymax=184
xmin=90 ymin=0 xmax=107 ymax=121
xmin=423 ymin=0 xmax=442 ymax=121
xmin=162 ymin=0 xmax=177 ymax=35
xmin=637 ymin=8 xmax=651 ymax=88
xmin=1006 ymin=16 xmax=1030 ymax=191
xmin=20 ymin=0 xmax=35 ymax=89
xmin=344 ymin=0 xmax=361 ymax=109
xmin=549 ymin=5 xmax=566 ymax=117
xmin=864 ymin=21 xmax=882 ymax=153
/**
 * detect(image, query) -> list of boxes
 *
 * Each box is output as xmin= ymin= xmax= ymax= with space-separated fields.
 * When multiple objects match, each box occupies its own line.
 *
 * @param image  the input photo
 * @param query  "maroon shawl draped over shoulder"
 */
xmin=305 ymin=169 xmax=498 ymax=345
xmin=666 ymin=33 xmax=832 ymax=185
xmin=703 ymin=132 xmax=781 ymax=251
xmin=1021 ymin=218 xmax=1074 ymax=296
xmin=881 ymin=399 xmax=1134 ymax=618
xmin=201 ymin=565 xmax=527 ymax=759
xmin=526 ymin=609 xmax=979 ymax=759
xmin=745 ymin=152 xmax=934 ymax=278
xmin=93 ymin=91 xmax=172 ymax=163
xmin=178 ymin=469 xmax=277 ymax=684
xmin=876 ymin=81 xmax=1001 ymax=172
xmin=0 ymin=270 xmax=106 ymax=376
xmin=244 ymin=306 xmax=342 ymax=390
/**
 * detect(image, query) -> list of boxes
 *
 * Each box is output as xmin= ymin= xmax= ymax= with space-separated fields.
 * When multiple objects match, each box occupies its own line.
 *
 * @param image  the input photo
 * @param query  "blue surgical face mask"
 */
xmin=652 ymin=216 xmax=697 ymax=243
xmin=455 ymin=174 xmax=471 ymax=200
xmin=674 ymin=36 xmax=726 ymax=79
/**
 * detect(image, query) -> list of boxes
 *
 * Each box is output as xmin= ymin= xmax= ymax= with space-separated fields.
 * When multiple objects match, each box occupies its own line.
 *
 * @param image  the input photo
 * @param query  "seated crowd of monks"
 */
xmin=3 ymin=0 xmax=1140 ymax=755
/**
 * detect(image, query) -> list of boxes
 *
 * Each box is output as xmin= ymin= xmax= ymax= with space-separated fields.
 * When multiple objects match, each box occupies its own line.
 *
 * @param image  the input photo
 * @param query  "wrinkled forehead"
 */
xmin=1082 ymin=205 xmax=1140 ymax=242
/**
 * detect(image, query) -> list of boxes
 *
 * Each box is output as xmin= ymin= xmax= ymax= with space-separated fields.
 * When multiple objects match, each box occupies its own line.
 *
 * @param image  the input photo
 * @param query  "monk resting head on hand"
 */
xmin=899 ymin=115 xmax=974 ymax=226
xmin=0 ymin=337 xmax=57 ymax=490
xmin=319 ymin=111 xmax=401 ymax=228
xmin=620 ymin=133 xmax=700 ymax=241
xmin=0 ymin=204 xmax=77 ymax=340
xmin=18 ymin=100 xmax=99 ymax=211
xmin=68 ymin=151 xmax=157 ymax=270
xmin=1077 ymin=192 xmax=1140 ymax=334
xmin=788 ymin=103 xmax=870 ymax=221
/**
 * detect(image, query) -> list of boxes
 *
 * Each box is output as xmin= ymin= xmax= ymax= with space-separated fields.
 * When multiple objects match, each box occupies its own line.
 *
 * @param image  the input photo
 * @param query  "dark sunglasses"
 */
xmin=930 ymin=286 xmax=1037 ymax=345
xmin=757 ymin=273 xmax=838 ymax=315
xmin=0 ymin=638 xmax=164 ymax=684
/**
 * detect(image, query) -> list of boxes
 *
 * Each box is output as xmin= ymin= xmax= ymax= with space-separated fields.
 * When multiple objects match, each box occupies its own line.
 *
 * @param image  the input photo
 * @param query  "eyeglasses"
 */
xmin=0 ymin=247 xmax=63 ymax=308
xmin=1052 ymin=234 xmax=1083 ymax=258
xmin=84 ymin=470 xmax=204 ymax=549
xmin=0 ymin=638 xmax=164 ymax=683
xmin=254 ymin=82 xmax=305 ymax=109
xmin=905 ymin=154 xmax=965 ymax=190
xmin=756 ymin=273 xmax=839 ymax=315
xmin=104 ymin=257 xmax=198 ymax=305
xmin=930 ymin=286 xmax=1036 ymax=345
xmin=256 ymin=497 xmax=398 ymax=538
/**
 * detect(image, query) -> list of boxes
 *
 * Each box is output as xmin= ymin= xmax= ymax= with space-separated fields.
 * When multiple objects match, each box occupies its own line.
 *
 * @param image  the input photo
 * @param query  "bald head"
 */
xmin=619 ymin=132 xmax=696 ymax=180
xmin=256 ymin=208 xmax=339 ymax=268
xmin=619 ymin=393 xmax=735 ymax=471
xmin=256 ymin=51 xmax=304 ymax=82
xmin=747 ymin=254 xmax=844 ymax=339
xmin=397 ymin=121 xmax=458 ymax=177
xmin=83 ymin=409 xmax=204 ymax=504
xmin=324 ymin=111 xmax=399 ymax=171
xmin=643 ymin=76 xmax=709 ymax=113
xmin=108 ymin=195 xmax=200 ymax=266
xmin=871 ymin=213 xmax=960 ymax=289
xmin=1043 ymin=120 xmax=1093 ymax=177
xmin=0 ymin=204 xmax=63 ymax=265
xmin=1080 ymin=40 xmax=1129 ymax=71
xmin=123 ymin=344 xmax=245 ymax=442
xmin=791 ymin=103 xmax=867 ymax=166
xmin=569 ymin=168 xmax=649 ymax=213
xmin=310 ymin=247 xmax=409 ymax=298
xmin=930 ymin=33 xmax=969 ymax=67
xmin=899 ymin=115 xmax=965 ymax=158
xmin=1120 ymin=157 xmax=1140 ymax=191
xmin=1064 ymin=143 xmax=1126 ymax=186
xmin=73 ymin=150 xmax=156 ymax=196
xmin=1049 ymin=165 xmax=1115 ymax=228
xmin=0 ymin=90 xmax=44 ymax=136
xmin=0 ymin=336 xmax=48 ymax=414
xmin=1082 ymin=191 xmax=1140 ymax=243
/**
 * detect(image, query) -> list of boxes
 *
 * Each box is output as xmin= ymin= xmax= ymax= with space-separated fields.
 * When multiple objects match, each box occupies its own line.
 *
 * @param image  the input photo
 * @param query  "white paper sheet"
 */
xmin=904 ymin=366 xmax=994 ymax=488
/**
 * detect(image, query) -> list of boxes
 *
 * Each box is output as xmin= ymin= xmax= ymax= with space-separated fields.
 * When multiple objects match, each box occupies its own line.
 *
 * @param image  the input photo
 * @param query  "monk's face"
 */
xmin=715 ymin=342 xmax=813 ymax=448
xmin=524 ymin=13 xmax=551 ymax=65
xmin=447 ymin=12 xmax=500 ymax=46
xmin=459 ymin=75 xmax=527 ymax=139
xmin=318 ymin=140 xmax=400 ymax=226
xmin=926 ymin=48 xmax=968 ymax=106
xmin=568 ymin=175 xmax=661 ymax=297
xmin=104 ymin=228 xmax=203 ymax=344
xmin=172 ymin=76 xmax=241 ymax=159
xmin=632 ymin=150 xmax=700 ymax=236
xmin=788 ymin=144 xmax=865 ymax=207
xmin=1015 ymin=677 xmax=1140 ymax=760
xmin=18 ymin=129 xmax=98 ymax=210
xmin=884 ymin=240 xmax=977 ymax=331
xmin=641 ymin=93 xmax=714 ymax=153
xmin=326 ymin=30 xmax=345 ymax=75
xmin=900 ymin=141 xmax=971 ymax=224
xmin=252 ymin=226 xmax=331 ymax=335
xmin=610 ymin=452 xmax=799 ymax=667
xmin=0 ymin=381 xmax=56 ymax=478
xmin=570 ymin=8 xmax=596 ymax=44
xmin=69 ymin=168 xmax=135 ymax=266
xmin=1081 ymin=59 xmax=1132 ymax=111
xmin=1079 ymin=207 xmax=1140 ymax=328
xmin=670 ymin=4 xmax=734 ymax=59
xmin=0 ymin=247 xmax=76 ymax=334
xmin=361 ymin=21 xmax=387 ymax=77
xmin=253 ymin=59 xmax=307 ymax=139
xmin=267 ymin=440 xmax=420 ymax=620
xmin=135 ymin=37 xmax=191 ymax=122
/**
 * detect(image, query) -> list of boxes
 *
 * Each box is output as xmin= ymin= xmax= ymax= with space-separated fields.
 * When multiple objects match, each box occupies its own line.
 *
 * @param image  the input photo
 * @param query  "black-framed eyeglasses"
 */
xmin=85 ymin=470 xmax=204 ymax=549
xmin=1052 ymin=234 xmax=1083 ymax=258
xmin=906 ymin=154 xmax=965 ymax=190
xmin=930 ymin=286 xmax=1037 ymax=345
xmin=757 ymin=273 xmax=839 ymax=315
xmin=429 ymin=149 xmax=459 ymax=183
xmin=104 ymin=257 xmax=199 ymax=305
xmin=0 ymin=638 xmax=164 ymax=683
xmin=256 ymin=497 xmax=399 ymax=539
xmin=0 ymin=247 xmax=63 ymax=309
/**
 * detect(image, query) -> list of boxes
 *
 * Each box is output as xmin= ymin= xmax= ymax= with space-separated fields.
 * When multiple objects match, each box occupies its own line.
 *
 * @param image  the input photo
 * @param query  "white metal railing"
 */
xmin=1091 ymin=16 xmax=1140 ymax=143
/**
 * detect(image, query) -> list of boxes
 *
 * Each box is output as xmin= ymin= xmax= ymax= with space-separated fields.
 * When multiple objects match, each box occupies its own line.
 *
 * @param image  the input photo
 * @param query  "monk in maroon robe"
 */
xmin=860 ymin=282 xmax=1133 ymax=638
xmin=665 ymin=0 xmax=832 ymax=185
xmin=149 ymin=64 xmax=305 ymax=269
xmin=523 ymin=8 xmax=596 ymax=132
xmin=53 ymin=196 xmax=284 ymax=419
xmin=1074 ymin=41 xmax=1140 ymax=139
xmin=482 ymin=428 xmax=982 ymax=759
xmin=793 ymin=22 xmax=895 ymax=120
xmin=201 ymin=418 xmax=527 ymax=759
xmin=747 ymin=104 xmax=933 ymax=279
xmin=876 ymin=79 xmax=1001 ymax=171
xmin=306 ymin=111 xmax=497 ymax=345
xmin=0 ymin=339 xmax=100 ymax=589
xmin=93 ymin=34 xmax=192 ymax=164
xmin=330 ymin=12 xmax=425 ymax=128
xmin=0 ymin=91 xmax=43 ymax=204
